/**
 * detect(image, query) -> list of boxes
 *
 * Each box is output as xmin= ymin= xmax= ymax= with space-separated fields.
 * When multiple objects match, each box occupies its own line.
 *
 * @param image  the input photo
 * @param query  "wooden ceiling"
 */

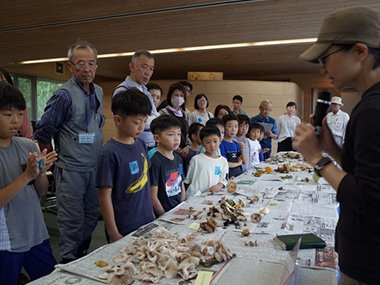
xmin=1 ymin=0 xmax=380 ymax=80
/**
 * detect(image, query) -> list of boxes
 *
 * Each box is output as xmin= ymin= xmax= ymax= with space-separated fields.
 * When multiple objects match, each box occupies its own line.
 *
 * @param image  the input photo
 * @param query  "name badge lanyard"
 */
xmin=84 ymin=91 xmax=97 ymax=132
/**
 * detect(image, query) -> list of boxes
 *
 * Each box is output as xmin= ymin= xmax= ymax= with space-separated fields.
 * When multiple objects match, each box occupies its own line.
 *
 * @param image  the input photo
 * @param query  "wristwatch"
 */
xmin=314 ymin=156 xmax=333 ymax=177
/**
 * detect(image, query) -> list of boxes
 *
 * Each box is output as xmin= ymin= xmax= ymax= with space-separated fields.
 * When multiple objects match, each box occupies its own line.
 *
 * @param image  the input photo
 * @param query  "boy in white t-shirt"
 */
xmin=247 ymin=123 xmax=263 ymax=166
xmin=197 ymin=117 xmax=224 ymax=155
xmin=185 ymin=126 xmax=228 ymax=198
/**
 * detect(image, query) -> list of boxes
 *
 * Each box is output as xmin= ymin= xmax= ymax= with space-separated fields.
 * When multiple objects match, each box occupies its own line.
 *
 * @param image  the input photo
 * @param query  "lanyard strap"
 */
xmin=84 ymin=91 xmax=97 ymax=132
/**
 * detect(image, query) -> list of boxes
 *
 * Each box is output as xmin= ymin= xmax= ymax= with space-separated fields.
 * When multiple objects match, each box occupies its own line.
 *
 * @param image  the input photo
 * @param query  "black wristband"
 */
xmin=314 ymin=156 xmax=333 ymax=177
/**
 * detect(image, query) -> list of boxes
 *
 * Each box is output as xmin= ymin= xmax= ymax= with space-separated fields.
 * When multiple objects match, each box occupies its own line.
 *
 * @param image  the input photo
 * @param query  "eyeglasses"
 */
xmin=318 ymin=47 xmax=346 ymax=66
xmin=70 ymin=61 xmax=98 ymax=70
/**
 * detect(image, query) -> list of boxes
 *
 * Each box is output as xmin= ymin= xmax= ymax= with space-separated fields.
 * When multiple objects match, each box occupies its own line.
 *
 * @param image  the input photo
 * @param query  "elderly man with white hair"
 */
xmin=326 ymin=96 xmax=349 ymax=147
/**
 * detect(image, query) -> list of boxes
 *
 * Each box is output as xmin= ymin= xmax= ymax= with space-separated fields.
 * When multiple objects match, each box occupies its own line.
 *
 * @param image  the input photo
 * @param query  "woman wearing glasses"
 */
xmin=188 ymin=93 xmax=213 ymax=125
xmin=294 ymin=7 xmax=380 ymax=285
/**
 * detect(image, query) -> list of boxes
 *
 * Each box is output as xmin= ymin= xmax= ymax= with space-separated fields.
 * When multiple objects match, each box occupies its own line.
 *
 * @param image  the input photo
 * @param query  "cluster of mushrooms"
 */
xmin=97 ymin=228 xmax=234 ymax=284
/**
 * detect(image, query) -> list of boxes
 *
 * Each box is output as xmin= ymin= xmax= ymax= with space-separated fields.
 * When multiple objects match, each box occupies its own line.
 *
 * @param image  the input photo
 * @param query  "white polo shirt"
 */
xmin=277 ymin=114 xmax=301 ymax=142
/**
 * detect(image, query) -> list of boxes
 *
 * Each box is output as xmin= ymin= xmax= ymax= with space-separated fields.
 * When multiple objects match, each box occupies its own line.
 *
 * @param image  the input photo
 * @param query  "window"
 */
xmin=36 ymin=79 xmax=62 ymax=119
xmin=12 ymin=75 xmax=33 ymax=120
xmin=11 ymin=74 xmax=63 ymax=121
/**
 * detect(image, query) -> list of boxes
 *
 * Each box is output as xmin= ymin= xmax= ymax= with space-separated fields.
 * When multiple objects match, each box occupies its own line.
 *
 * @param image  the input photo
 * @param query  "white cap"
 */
xmin=331 ymin=96 xmax=343 ymax=106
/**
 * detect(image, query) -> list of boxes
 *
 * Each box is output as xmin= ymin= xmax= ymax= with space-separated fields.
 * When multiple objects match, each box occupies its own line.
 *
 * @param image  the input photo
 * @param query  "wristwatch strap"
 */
xmin=314 ymin=156 xmax=333 ymax=177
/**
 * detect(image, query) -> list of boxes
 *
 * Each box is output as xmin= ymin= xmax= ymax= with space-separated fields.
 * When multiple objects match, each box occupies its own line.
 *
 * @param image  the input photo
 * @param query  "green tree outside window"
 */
xmin=11 ymin=74 xmax=63 ymax=121
xmin=36 ymin=80 xmax=62 ymax=119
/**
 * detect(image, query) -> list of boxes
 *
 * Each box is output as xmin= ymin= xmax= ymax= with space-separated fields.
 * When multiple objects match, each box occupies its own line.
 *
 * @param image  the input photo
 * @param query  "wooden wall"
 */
xmin=152 ymin=79 xmax=303 ymax=118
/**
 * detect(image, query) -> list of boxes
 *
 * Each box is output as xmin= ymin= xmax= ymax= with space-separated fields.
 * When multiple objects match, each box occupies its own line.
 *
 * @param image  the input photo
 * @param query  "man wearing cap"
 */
xmin=293 ymin=6 xmax=380 ymax=285
xmin=326 ymin=96 xmax=349 ymax=147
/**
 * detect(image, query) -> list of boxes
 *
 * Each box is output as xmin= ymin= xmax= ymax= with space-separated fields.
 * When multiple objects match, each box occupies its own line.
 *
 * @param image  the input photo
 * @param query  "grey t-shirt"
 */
xmin=0 ymin=137 xmax=49 ymax=252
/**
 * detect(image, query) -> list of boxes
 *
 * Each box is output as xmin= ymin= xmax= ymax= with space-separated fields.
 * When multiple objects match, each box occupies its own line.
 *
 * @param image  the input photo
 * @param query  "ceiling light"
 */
xmin=19 ymin=38 xmax=317 ymax=64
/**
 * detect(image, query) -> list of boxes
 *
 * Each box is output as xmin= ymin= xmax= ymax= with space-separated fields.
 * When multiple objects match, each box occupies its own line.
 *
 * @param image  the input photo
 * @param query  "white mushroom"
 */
xmin=113 ymin=253 xmax=127 ymax=263
xmin=178 ymin=261 xmax=198 ymax=280
xmin=164 ymin=258 xmax=178 ymax=279
xmin=138 ymin=272 xmax=160 ymax=284
xmin=98 ymin=272 xmax=110 ymax=280
xmin=107 ymin=274 xmax=134 ymax=285
xmin=103 ymin=227 xmax=234 ymax=284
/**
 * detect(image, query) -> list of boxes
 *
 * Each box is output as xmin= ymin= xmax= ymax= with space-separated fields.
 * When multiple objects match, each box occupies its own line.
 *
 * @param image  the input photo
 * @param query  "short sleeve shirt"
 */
xmin=96 ymin=138 xmax=154 ymax=235
xmin=150 ymin=151 xmax=184 ymax=213
xmin=220 ymin=140 xmax=243 ymax=177
xmin=0 ymin=137 xmax=49 ymax=252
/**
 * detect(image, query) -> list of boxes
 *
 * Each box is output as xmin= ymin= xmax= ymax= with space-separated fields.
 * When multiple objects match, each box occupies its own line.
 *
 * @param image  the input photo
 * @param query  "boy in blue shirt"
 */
xmin=220 ymin=113 xmax=246 ymax=177
xmin=150 ymin=115 xmax=186 ymax=217
xmin=96 ymin=89 xmax=155 ymax=243
xmin=0 ymin=82 xmax=57 ymax=284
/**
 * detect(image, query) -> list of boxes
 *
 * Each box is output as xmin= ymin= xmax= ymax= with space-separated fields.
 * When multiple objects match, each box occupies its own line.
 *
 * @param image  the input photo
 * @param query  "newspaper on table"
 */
xmin=212 ymin=237 xmax=302 ymax=285
xmin=295 ymin=245 xmax=338 ymax=270
xmin=293 ymin=266 xmax=337 ymax=285
xmin=55 ymin=224 xmax=229 ymax=285
xmin=285 ymin=214 xmax=336 ymax=245
xmin=38 ymin=151 xmax=339 ymax=285
xmin=55 ymin=241 xmax=132 ymax=284
xmin=27 ymin=270 xmax=104 ymax=285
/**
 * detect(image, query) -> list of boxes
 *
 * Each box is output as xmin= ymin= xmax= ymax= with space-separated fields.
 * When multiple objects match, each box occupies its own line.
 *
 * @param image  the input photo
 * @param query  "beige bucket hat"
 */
xmin=300 ymin=6 xmax=380 ymax=63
